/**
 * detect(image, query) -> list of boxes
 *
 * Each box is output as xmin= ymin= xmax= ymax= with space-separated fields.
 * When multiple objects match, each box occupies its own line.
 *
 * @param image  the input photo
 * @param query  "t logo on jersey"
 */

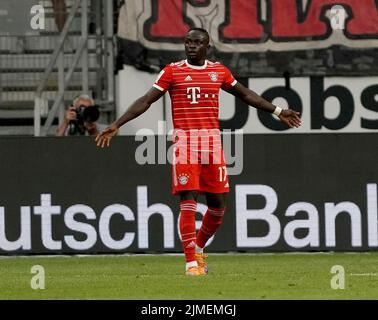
xmin=187 ymin=87 xmax=201 ymax=104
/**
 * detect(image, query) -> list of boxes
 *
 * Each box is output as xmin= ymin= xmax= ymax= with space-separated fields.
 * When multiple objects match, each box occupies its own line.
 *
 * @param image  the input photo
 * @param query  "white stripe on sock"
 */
xmin=195 ymin=245 xmax=203 ymax=253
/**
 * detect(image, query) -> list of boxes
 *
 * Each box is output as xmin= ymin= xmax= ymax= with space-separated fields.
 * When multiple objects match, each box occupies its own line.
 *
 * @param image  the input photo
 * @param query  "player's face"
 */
xmin=184 ymin=31 xmax=209 ymax=65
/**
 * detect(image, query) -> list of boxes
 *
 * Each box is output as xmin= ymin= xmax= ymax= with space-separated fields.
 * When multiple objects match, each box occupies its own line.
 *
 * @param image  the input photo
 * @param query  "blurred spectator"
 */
xmin=51 ymin=0 xmax=76 ymax=52
xmin=51 ymin=0 xmax=67 ymax=33
xmin=56 ymin=94 xmax=107 ymax=136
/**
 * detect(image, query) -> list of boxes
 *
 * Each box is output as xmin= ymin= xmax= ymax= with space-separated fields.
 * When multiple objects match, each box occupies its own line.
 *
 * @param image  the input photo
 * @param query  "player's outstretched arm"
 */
xmin=95 ymin=88 xmax=164 ymax=148
xmin=226 ymin=82 xmax=301 ymax=128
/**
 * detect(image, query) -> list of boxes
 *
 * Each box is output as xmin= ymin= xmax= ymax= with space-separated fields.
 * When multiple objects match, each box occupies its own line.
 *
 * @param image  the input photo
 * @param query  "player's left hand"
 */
xmin=278 ymin=109 xmax=302 ymax=128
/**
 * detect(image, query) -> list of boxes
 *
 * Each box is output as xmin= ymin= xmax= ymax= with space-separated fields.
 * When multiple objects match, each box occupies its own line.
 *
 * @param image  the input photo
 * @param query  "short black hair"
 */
xmin=188 ymin=27 xmax=210 ymax=41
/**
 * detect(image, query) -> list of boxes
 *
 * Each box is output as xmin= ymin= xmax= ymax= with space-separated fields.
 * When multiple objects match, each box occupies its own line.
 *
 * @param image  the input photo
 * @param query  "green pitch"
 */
xmin=0 ymin=253 xmax=377 ymax=299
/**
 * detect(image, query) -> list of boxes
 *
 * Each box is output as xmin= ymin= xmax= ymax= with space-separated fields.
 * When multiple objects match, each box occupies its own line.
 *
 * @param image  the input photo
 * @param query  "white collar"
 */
xmin=185 ymin=59 xmax=208 ymax=70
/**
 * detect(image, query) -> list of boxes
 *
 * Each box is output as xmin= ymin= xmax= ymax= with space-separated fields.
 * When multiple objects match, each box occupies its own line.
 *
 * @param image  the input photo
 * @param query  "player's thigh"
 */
xmin=200 ymin=160 xmax=229 ymax=194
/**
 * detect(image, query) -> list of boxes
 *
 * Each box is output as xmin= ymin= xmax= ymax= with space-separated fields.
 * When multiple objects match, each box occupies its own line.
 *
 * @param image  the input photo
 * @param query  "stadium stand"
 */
xmin=0 ymin=0 xmax=116 ymax=135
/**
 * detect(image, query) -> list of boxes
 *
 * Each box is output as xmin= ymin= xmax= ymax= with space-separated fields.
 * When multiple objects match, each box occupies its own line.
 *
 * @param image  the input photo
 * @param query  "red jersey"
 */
xmin=153 ymin=59 xmax=237 ymax=132
xmin=153 ymin=60 xmax=234 ymax=193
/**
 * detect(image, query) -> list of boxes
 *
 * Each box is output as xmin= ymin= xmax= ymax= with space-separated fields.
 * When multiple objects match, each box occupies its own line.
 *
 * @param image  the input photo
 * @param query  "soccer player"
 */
xmin=95 ymin=28 xmax=301 ymax=276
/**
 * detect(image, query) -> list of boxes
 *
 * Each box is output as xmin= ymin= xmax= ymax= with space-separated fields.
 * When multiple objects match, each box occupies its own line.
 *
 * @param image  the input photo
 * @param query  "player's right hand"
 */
xmin=95 ymin=123 xmax=118 ymax=148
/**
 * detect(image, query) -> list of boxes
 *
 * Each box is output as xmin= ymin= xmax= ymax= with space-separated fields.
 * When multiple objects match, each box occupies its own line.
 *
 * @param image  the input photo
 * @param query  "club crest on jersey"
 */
xmin=208 ymin=72 xmax=218 ymax=82
xmin=178 ymin=173 xmax=189 ymax=185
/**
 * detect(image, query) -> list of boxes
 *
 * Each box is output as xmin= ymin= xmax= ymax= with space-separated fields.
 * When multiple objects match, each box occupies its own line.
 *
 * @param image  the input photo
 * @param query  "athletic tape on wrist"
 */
xmin=273 ymin=106 xmax=282 ymax=116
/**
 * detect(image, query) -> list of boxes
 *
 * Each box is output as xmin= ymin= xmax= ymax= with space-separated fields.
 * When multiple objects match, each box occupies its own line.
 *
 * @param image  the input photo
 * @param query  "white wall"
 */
xmin=116 ymin=65 xmax=169 ymax=135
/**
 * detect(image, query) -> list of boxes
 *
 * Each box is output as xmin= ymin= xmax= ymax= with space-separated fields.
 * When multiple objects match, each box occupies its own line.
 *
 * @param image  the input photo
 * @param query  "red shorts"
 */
xmin=171 ymin=147 xmax=230 ymax=195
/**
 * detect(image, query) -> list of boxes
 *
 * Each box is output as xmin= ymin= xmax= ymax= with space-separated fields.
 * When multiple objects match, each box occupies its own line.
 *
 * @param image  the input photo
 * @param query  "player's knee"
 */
xmin=179 ymin=190 xmax=198 ymax=202
xmin=209 ymin=202 xmax=226 ymax=210
xmin=206 ymin=193 xmax=227 ymax=209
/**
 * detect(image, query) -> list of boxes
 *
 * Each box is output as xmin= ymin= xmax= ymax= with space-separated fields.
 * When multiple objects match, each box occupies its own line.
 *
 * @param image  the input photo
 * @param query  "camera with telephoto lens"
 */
xmin=68 ymin=104 xmax=100 ymax=135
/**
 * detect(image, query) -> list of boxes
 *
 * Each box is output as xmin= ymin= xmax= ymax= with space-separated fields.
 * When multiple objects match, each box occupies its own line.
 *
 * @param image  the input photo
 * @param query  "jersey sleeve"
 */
xmin=153 ymin=65 xmax=173 ymax=92
xmin=221 ymin=66 xmax=237 ymax=91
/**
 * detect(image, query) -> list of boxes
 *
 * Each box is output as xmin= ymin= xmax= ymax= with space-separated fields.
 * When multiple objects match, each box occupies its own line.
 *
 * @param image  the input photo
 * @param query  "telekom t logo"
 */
xmin=187 ymin=87 xmax=201 ymax=104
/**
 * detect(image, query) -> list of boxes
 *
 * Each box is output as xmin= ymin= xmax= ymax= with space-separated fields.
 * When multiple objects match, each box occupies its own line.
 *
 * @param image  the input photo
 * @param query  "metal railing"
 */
xmin=34 ymin=0 xmax=88 ymax=136
xmin=33 ymin=0 xmax=115 ymax=137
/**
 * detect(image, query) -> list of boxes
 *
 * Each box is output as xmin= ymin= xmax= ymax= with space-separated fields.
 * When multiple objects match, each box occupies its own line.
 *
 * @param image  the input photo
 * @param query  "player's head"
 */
xmin=184 ymin=28 xmax=210 ymax=64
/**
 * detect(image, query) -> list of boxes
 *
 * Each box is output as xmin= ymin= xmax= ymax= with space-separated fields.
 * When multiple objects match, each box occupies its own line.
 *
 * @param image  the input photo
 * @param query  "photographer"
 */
xmin=56 ymin=94 xmax=107 ymax=136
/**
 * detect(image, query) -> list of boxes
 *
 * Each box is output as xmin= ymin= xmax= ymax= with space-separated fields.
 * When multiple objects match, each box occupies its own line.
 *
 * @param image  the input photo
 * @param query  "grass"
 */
xmin=0 ymin=253 xmax=377 ymax=299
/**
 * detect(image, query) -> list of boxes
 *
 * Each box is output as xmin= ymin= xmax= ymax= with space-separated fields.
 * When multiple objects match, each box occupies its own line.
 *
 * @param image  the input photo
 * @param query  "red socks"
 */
xmin=196 ymin=207 xmax=225 ymax=249
xmin=179 ymin=200 xmax=197 ymax=262
xmin=179 ymin=201 xmax=226 ymax=263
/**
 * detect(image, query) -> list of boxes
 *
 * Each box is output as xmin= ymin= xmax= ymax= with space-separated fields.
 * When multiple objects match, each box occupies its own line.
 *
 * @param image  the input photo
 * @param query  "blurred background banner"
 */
xmin=0 ymin=135 xmax=377 ymax=254
xmin=116 ymin=0 xmax=378 ymax=77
